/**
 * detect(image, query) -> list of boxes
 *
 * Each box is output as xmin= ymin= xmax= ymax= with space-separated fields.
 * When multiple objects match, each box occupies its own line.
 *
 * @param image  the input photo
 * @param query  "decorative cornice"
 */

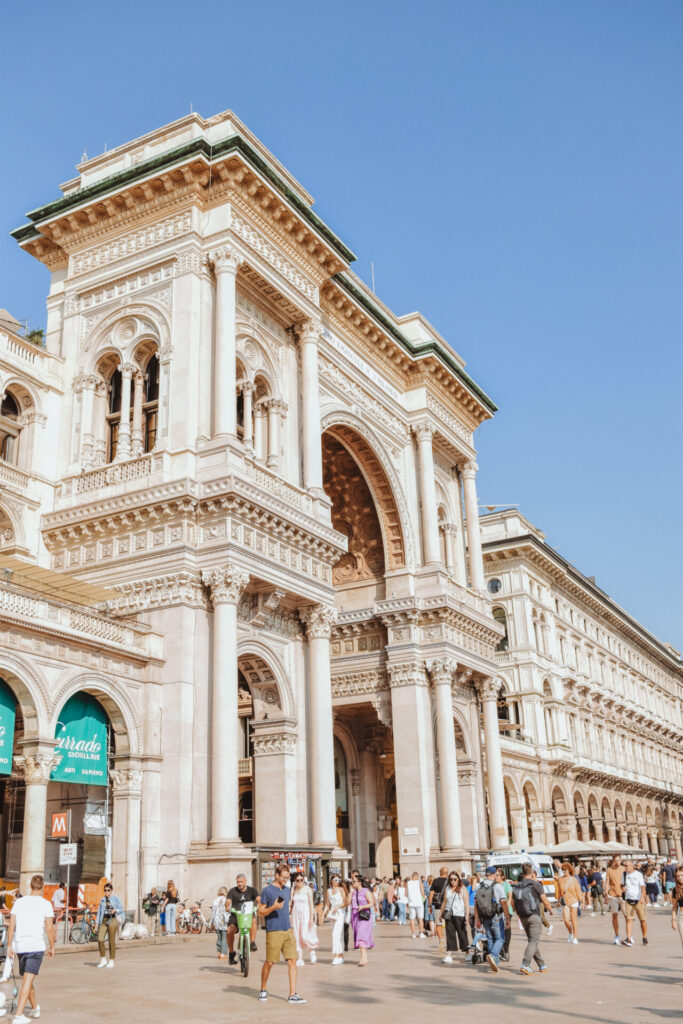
xmin=202 ymin=565 xmax=250 ymax=606
xmin=331 ymin=671 xmax=387 ymax=699
xmin=107 ymin=571 xmax=209 ymax=615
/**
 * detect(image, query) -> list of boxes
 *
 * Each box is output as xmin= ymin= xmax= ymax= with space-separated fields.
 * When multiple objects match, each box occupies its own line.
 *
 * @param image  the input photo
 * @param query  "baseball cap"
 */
xmin=485 ymin=866 xmax=497 ymax=875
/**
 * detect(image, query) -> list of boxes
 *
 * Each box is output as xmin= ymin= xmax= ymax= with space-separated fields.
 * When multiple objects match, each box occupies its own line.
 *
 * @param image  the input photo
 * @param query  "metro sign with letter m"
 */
xmin=51 ymin=811 xmax=68 ymax=838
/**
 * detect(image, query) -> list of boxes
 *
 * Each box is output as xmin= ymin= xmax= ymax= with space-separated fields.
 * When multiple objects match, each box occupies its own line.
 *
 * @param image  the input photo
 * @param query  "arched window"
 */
xmin=0 ymin=392 xmax=20 ymax=465
xmin=106 ymin=369 xmax=123 ymax=462
xmin=143 ymin=355 xmax=159 ymax=453
xmin=493 ymin=606 xmax=509 ymax=652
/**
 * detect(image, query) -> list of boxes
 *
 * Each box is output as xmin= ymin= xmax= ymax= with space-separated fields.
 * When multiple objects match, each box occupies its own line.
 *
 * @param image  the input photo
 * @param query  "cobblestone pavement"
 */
xmin=8 ymin=906 xmax=681 ymax=1024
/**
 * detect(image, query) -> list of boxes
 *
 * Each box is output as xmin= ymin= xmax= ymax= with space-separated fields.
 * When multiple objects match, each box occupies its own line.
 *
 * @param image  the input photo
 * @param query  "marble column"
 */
xmin=476 ymin=678 xmax=508 ymax=849
xmin=130 ymin=369 xmax=145 ymax=457
xmin=428 ymin=659 xmax=463 ymax=850
xmin=413 ymin=421 xmax=441 ymax=566
xmin=94 ymin=380 xmax=108 ymax=466
xmin=15 ymin=751 xmax=60 ymax=897
xmin=443 ymin=523 xmax=456 ymax=574
xmin=202 ymin=564 xmax=250 ymax=845
xmin=298 ymin=319 xmax=324 ymax=493
xmin=115 ymin=362 xmax=134 ymax=462
xmin=253 ymin=400 xmax=266 ymax=461
xmin=300 ymin=604 xmax=337 ymax=846
xmin=110 ymin=764 xmax=143 ymax=914
xmin=79 ymin=375 xmax=97 ymax=468
xmin=350 ymin=768 xmax=363 ymax=867
xmin=211 ymin=246 xmax=242 ymax=438
xmin=606 ymin=819 xmax=617 ymax=843
xmin=461 ymin=461 xmax=485 ymax=592
xmin=266 ymin=399 xmax=287 ymax=470
xmin=241 ymin=381 xmax=254 ymax=452
xmin=252 ymin=719 xmax=298 ymax=845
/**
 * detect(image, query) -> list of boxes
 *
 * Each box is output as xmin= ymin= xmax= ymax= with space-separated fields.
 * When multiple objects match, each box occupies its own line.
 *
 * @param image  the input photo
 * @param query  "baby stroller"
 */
xmin=465 ymin=925 xmax=489 ymax=965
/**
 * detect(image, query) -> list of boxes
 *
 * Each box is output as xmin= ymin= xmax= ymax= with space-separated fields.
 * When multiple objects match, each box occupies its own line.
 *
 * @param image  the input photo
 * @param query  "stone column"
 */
xmin=241 ymin=381 xmax=254 ymax=452
xmin=427 ymin=659 xmax=463 ymax=851
xmin=253 ymin=400 xmax=266 ymax=461
xmin=110 ymin=765 xmax=143 ymax=914
xmin=300 ymin=604 xmax=338 ymax=846
xmin=413 ymin=422 xmax=441 ymax=566
xmin=461 ymin=461 xmax=485 ymax=592
xmin=79 ymin=374 xmax=97 ymax=468
xmin=15 ymin=752 xmax=60 ymax=897
xmin=202 ymin=564 xmax=250 ymax=845
xmin=252 ymin=719 xmax=298 ymax=845
xmin=211 ymin=246 xmax=242 ymax=438
xmin=298 ymin=319 xmax=324 ymax=493
xmin=476 ymin=679 xmax=508 ymax=849
xmin=350 ymin=768 xmax=363 ymax=867
xmin=266 ymin=399 xmax=287 ymax=470
xmin=130 ymin=369 xmax=145 ymax=457
xmin=115 ymin=362 xmax=134 ymax=461
xmin=94 ymin=380 xmax=108 ymax=465
xmin=443 ymin=524 xmax=456 ymax=574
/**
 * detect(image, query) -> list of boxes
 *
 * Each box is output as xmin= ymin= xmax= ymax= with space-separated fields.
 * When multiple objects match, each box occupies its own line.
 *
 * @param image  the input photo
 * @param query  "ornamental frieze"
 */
xmin=64 ymin=260 xmax=176 ymax=319
xmin=70 ymin=212 xmax=193 ymax=277
xmin=331 ymin=671 xmax=388 ymax=698
xmin=230 ymin=212 xmax=316 ymax=300
xmin=319 ymin=357 xmax=409 ymax=443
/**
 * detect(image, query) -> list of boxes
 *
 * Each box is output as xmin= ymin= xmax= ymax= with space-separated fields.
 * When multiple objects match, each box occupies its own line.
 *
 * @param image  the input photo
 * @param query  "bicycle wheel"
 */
xmin=176 ymin=916 xmax=189 ymax=934
xmin=70 ymin=921 xmax=90 ymax=944
xmin=190 ymin=914 xmax=203 ymax=935
xmin=240 ymin=935 xmax=249 ymax=978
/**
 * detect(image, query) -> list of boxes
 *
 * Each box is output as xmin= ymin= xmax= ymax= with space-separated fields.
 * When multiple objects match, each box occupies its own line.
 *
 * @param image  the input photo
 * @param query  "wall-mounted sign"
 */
xmin=51 ymin=693 xmax=108 ymax=787
xmin=59 ymin=843 xmax=78 ymax=866
xmin=0 ymin=679 xmax=16 ymax=776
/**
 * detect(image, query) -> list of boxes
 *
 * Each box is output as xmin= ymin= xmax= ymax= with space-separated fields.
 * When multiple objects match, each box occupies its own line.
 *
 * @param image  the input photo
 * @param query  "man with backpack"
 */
xmin=474 ymin=866 xmax=510 ymax=972
xmin=513 ymin=862 xmax=553 ymax=975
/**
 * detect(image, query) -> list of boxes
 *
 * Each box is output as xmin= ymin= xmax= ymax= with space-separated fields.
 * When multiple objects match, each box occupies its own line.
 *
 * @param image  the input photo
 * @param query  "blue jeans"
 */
xmin=387 ymin=901 xmax=396 ymax=921
xmin=166 ymin=904 xmax=177 ymax=934
xmin=483 ymin=916 xmax=505 ymax=965
xmin=382 ymin=897 xmax=389 ymax=920
xmin=398 ymin=902 xmax=407 ymax=923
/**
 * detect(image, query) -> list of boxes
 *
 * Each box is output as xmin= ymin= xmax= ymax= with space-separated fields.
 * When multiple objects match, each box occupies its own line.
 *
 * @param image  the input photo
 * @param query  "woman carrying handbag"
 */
xmin=350 ymin=876 xmax=376 ymax=966
xmin=440 ymin=872 xmax=469 ymax=963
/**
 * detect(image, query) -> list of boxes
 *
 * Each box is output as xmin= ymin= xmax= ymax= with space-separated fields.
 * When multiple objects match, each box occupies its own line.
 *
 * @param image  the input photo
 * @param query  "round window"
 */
xmin=487 ymin=578 xmax=502 ymax=594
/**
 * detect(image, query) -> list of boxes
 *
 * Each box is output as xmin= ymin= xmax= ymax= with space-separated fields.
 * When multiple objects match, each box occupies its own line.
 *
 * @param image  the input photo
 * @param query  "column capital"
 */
xmin=460 ymin=460 xmax=479 ymax=479
xmin=476 ymin=677 xmax=501 ymax=702
xmin=95 ymin=378 xmax=109 ymax=398
xmin=412 ymin=420 xmax=435 ymax=443
xmin=251 ymin=720 xmax=298 ymax=757
xmin=426 ymin=658 xmax=456 ymax=687
xmin=202 ymin=565 xmax=250 ymax=605
xmin=442 ymin=522 xmax=458 ymax=537
xmin=264 ymin=398 xmax=288 ymax=416
xmin=119 ymin=361 xmax=135 ymax=380
xmin=210 ymin=245 xmax=243 ymax=275
xmin=111 ymin=767 xmax=143 ymax=794
xmin=300 ymin=603 xmax=337 ymax=639
xmin=132 ymin=368 xmax=146 ymax=387
xmin=239 ymin=379 xmax=255 ymax=396
xmin=387 ymin=661 xmax=428 ymax=688
xmin=14 ymin=751 xmax=60 ymax=783
xmin=297 ymin=317 xmax=323 ymax=345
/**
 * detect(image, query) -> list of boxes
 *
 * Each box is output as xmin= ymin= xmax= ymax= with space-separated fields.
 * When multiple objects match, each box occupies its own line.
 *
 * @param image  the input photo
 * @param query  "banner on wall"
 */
xmin=51 ymin=693 xmax=108 ymax=787
xmin=0 ymin=679 xmax=16 ymax=776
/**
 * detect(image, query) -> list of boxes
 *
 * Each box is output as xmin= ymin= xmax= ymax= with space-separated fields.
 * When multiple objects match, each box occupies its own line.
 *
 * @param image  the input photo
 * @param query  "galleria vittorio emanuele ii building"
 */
xmin=0 ymin=109 xmax=681 ymax=912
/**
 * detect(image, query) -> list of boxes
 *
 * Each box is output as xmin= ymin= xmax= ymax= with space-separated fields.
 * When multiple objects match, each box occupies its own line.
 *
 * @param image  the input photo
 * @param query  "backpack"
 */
xmin=512 ymin=879 xmax=540 ymax=917
xmin=475 ymin=883 xmax=500 ymax=920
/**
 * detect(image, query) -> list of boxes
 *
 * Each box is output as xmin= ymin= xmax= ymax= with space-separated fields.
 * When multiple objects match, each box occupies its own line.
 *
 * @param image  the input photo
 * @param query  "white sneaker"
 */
xmin=309 ymin=951 xmax=316 ymax=964
xmin=547 ymin=924 xmax=554 ymax=936
xmin=296 ymin=958 xmax=305 ymax=967
xmin=572 ymin=938 xmax=579 ymax=945
xmin=13 ymin=1016 xmax=32 ymax=1024
xmin=28 ymin=1012 xmax=40 ymax=1021
xmin=97 ymin=958 xmax=108 ymax=968
xmin=613 ymin=936 xmax=621 ymax=945
xmin=419 ymin=933 xmax=426 ymax=939
xmin=441 ymin=955 xmax=453 ymax=963
xmin=412 ymin=934 xmax=417 ymax=940
xmin=331 ymin=957 xmax=343 ymax=965
xmin=567 ymin=937 xmax=574 ymax=943
xmin=105 ymin=960 xmax=115 ymax=968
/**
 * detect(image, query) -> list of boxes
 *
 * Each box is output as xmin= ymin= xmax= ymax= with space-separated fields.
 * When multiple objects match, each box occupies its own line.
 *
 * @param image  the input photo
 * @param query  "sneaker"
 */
xmin=623 ymin=938 xmax=633 ymax=946
xmin=613 ymin=936 xmax=621 ymax=945
xmin=296 ymin=958 xmax=305 ymax=967
xmin=643 ymin=938 xmax=648 ymax=945
xmin=539 ymin=964 xmax=548 ymax=973
xmin=258 ymin=991 xmax=268 ymax=1002
xmin=519 ymin=964 xmax=533 ymax=975
xmin=250 ymin=942 xmax=257 ymax=952
xmin=441 ymin=955 xmax=453 ymax=963
xmin=331 ymin=957 xmax=343 ymax=965
xmin=97 ymin=958 xmax=108 ymax=968
xmin=591 ymin=912 xmax=596 ymax=917
xmin=547 ymin=924 xmax=553 ymax=936
xmin=567 ymin=937 xmax=574 ymax=943
xmin=419 ymin=933 xmax=426 ymax=939
xmin=228 ymin=952 xmax=237 ymax=965
xmin=412 ymin=934 xmax=417 ymax=940
xmin=28 ymin=1012 xmax=40 ymax=1021
xmin=309 ymin=951 xmax=317 ymax=964
xmin=287 ymin=994 xmax=307 ymax=1004
xmin=105 ymin=960 xmax=115 ymax=968
xmin=571 ymin=938 xmax=579 ymax=945
xmin=13 ymin=1017 xmax=32 ymax=1024
xmin=486 ymin=954 xmax=499 ymax=972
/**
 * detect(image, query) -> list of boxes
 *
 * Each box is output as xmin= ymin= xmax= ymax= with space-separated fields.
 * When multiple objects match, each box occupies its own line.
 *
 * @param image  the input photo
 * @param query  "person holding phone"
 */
xmin=257 ymin=863 xmax=306 ymax=1004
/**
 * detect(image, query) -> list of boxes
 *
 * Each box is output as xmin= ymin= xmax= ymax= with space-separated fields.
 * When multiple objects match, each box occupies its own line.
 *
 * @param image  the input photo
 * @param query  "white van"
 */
xmin=486 ymin=850 xmax=558 ymax=904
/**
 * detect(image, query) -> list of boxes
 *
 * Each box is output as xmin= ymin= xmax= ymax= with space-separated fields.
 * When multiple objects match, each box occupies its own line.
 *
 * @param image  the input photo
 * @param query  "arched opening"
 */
xmin=552 ymin=786 xmax=568 ymax=844
xmin=523 ymin=783 xmax=538 ymax=845
xmin=492 ymin=607 xmax=509 ymax=652
xmin=143 ymin=354 xmax=159 ymax=453
xmin=334 ymin=737 xmax=350 ymax=851
xmin=574 ymin=793 xmax=586 ymax=840
xmin=497 ymin=681 xmax=522 ymax=738
xmin=503 ymin=782 xmax=514 ymax=845
xmin=587 ymin=795 xmax=599 ymax=841
xmin=0 ymin=391 xmax=21 ymax=466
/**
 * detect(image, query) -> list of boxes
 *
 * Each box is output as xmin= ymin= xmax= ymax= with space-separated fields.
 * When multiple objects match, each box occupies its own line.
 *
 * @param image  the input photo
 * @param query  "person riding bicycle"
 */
xmin=226 ymin=874 xmax=260 ymax=964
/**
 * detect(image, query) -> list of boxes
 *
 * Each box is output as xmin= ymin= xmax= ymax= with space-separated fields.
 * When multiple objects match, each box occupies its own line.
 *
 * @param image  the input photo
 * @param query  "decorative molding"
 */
xmin=426 ymin=658 xmax=456 ymax=687
xmin=331 ymin=671 xmax=387 ymax=698
xmin=476 ymin=677 xmax=501 ymax=702
xmin=412 ymin=420 xmax=435 ymax=443
xmin=210 ymin=244 xmax=243 ymax=275
xmin=426 ymin=393 xmax=474 ymax=447
xmin=107 ymin=571 xmax=209 ymax=615
xmin=230 ymin=212 xmax=316 ymax=300
xmin=14 ymin=752 xmax=60 ymax=783
xmin=252 ymin=732 xmax=297 ymax=757
xmin=70 ymin=212 xmax=192 ymax=276
xmin=387 ymin=662 xmax=428 ymax=689
xmin=319 ymin=358 xmax=409 ymax=441
xmin=110 ymin=767 xmax=143 ymax=794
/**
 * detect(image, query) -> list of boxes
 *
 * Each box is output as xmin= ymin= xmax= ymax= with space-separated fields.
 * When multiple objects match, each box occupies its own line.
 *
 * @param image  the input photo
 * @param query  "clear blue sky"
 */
xmin=2 ymin=1 xmax=681 ymax=648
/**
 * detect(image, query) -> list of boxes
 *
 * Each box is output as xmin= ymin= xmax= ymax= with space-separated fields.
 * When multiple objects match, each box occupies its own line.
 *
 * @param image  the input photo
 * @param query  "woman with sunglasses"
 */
xmin=440 ymin=872 xmax=469 ymax=963
xmin=324 ymin=876 xmax=349 ymax=965
xmin=96 ymin=881 xmax=124 ymax=968
xmin=350 ymin=876 xmax=376 ymax=967
xmin=290 ymin=873 xmax=319 ymax=966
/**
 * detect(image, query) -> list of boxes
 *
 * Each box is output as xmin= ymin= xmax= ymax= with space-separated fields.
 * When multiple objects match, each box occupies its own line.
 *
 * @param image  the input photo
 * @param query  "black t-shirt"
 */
xmin=227 ymin=885 xmax=258 ymax=915
xmin=164 ymin=891 xmax=179 ymax=905
xmin=663 ymin=865 xmax=676 ymax=884
xmin=429 ymin=877 xmax=448 ymax=908
xmin=589 ymin=871 xmax=602 ymax=888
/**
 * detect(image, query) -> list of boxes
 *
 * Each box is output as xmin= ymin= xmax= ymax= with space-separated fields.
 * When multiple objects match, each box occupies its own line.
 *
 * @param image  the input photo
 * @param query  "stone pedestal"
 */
xmin=252 ymin=718 xmax=298 ymax=846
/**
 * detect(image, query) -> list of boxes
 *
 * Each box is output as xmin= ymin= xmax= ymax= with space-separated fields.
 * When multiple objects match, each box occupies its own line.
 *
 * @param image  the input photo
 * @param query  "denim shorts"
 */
xmin=18 ymin=952 xmax=44 ymax=976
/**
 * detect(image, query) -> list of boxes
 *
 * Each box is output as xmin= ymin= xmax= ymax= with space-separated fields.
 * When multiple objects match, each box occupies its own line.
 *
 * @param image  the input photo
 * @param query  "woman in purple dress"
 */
xmin=350 ymin=876 xmax=376 ymax=966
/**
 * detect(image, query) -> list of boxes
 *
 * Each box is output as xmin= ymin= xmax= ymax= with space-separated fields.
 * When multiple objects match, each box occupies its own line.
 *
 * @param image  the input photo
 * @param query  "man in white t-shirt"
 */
xmin=51 ymin=883 xmax=66 ymax=920
xmin=6 ymin=874 xmax=55 ymax=1024
xmin=406 ymin=872 xmax=425 ymax=939
xmin=622 ymin=860 xmax=648 ymax=947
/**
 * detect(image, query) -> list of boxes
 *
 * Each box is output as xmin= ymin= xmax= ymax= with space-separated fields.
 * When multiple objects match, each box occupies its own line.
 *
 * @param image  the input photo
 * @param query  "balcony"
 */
xmin=0 ymin=459 xmax=32 ymax=494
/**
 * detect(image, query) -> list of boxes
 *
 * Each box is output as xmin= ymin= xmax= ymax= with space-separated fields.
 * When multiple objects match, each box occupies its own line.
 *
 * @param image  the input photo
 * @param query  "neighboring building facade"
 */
xmin=481 ymin=509 xmax=683 ymax=859
xmin=2 ymin=109 xmax=512 ymax=908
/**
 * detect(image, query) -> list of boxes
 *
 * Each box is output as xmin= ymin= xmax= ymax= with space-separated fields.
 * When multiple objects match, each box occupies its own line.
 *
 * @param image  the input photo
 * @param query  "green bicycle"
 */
xmin=234 ymin=901 xmax=255 ymax=977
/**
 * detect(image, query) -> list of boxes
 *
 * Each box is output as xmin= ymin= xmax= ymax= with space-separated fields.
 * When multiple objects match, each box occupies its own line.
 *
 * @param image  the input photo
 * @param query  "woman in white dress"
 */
xmin=324 ymin=875 xmax=349 ymax=965
xmin=290 ymin=873 xmax=320 ymax=965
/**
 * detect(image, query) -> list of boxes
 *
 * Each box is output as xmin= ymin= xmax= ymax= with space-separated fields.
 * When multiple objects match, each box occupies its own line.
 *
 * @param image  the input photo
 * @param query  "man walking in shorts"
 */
xmin=606 ymin=855 xmax=625 ymax=945
xmin=258 ymin=863 xmax=305 ymax=1004
xmin=5 ymin=874 xmax=55 ymax=1024
xmin=622 ymin=860 xmax=648 ymax=946
xmin=406 ymin=872 xmax=425 ymax=938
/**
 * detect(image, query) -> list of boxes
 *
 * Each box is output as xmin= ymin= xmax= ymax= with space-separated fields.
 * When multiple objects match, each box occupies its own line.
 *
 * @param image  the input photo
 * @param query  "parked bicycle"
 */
xmin=70 ymin=905 xmax=97 ymax=944
xmin=176 ymin=899 xmax=211 ymax=934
